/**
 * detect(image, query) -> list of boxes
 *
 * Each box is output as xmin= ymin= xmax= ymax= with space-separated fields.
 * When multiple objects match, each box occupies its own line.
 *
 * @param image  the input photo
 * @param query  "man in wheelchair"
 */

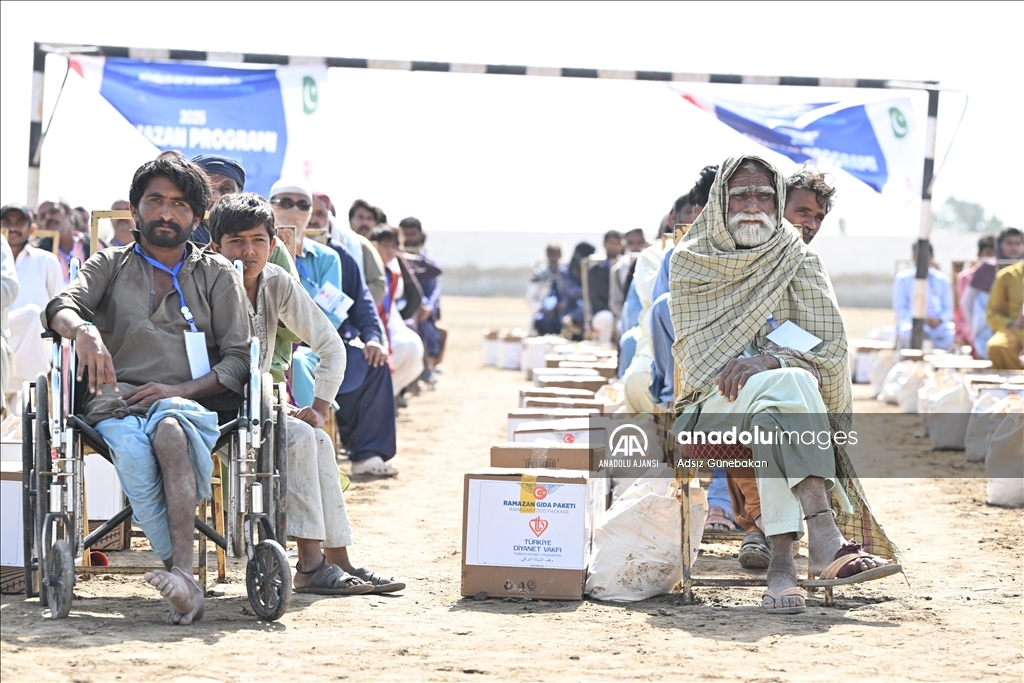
xmin=43 ymin=151 xmax=251 ymax=624
xmin=208 ymin=192 xmax=405 ymax=595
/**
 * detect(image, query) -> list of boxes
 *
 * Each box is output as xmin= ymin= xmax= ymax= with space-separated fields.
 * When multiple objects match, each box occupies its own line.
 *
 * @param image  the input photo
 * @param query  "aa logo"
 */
xmin=529 ymin=516 xmax=549 ymax=537
xmin=302 ymin=76 xmax=319 ymax=115
xmin=889 ymin=107 xmax=907 ymax=138
xmin=609 ymin=424 xmax=648 ymax=457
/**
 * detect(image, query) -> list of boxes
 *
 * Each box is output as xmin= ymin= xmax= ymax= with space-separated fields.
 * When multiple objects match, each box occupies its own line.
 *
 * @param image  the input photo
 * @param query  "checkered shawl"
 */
xmin=669 ymin=155 xmax=899 ymax=561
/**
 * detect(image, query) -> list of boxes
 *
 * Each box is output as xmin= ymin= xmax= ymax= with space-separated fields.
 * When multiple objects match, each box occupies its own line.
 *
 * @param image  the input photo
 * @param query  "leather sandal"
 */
xmin=351 ymin=567 xmax=406 ymax=594
xmin=294 ymin=555 xmax=374 ymax=595
xmin=804 ymin=540 xmax=903 ymax=588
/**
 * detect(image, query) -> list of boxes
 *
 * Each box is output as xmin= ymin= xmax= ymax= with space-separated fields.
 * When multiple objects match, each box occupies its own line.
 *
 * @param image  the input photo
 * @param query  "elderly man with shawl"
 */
xmin=669 ymin=155 xmax=902 ymax=614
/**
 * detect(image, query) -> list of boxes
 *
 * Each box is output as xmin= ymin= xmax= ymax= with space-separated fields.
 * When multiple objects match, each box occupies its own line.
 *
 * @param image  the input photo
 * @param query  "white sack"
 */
xmin=986 ymin=406 xmax=1024 ymax=508
xmin=965 ymin=392 xmax=1014 ymax=462
xmin=587 ymin=479 xmax=703 ymax=602
xmin=927 ymin=376 xmax=975 ymax=450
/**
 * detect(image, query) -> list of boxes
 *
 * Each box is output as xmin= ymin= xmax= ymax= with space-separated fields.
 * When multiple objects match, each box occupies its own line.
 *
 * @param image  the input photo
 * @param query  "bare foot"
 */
xmin=763 ymin=536 xmax=804 ymax=612
xmin=144 ymin=567 xmax=205 ymax=625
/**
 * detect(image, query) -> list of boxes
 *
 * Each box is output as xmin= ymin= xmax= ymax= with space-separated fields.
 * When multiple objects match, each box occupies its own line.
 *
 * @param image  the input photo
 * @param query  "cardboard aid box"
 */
xmin=522 ymin=397 xmax=606 ymax=411
xmin=506 ymin=408 xmax=599 ymax=442
xmin=498 ymin=333 xmax=525 ymax=370
xmin=531 ymin=367 xmax=601 ymax=387
xmin=537 ymin=376 xmax=609 ymax=393
xmin=518 ymin=387 xmax=595 ymax=408
xmin=513 ymin=418 xmax=606 ymax=446
xmin=492 ymin=444 xmax=612 ymax=510
xmin=545 ymin=353 xmax=599 ymax=368
xmin=491 ymin=442 xmax=604 ymax=470
xmin=462 ymin=468 xmax=607 ymax=600
xmin=482 ymin=329 xmax=501 ymax=366
xmin=558 ymin=361 xmax=618 ymax=380
xmin=520 ymin=336 xmax=562 ymax=380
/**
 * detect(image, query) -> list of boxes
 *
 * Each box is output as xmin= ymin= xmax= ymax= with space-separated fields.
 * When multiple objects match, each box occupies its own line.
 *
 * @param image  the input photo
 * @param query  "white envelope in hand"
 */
xmin=766 ymin=321 xmax=822 ymax=354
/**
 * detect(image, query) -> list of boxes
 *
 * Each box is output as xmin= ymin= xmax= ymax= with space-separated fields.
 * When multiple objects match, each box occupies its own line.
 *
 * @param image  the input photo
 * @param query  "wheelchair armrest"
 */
xmin=66 ymin=415 xmax=111 ymax=460
xmin=41 ymin=330 xmax=62 ymax=341
xmin=213 ymin=417 xmax=240 ymax=452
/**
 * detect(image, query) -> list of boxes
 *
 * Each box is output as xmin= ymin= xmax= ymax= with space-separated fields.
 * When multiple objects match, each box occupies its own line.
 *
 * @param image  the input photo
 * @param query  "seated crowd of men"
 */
xmin=896 ymin=227 xmax=1022 ymax=367
xmin=2 ymin=148 xmax=1012 ymax=620
xmin=0 ymin=151 xmax=452 ymax=622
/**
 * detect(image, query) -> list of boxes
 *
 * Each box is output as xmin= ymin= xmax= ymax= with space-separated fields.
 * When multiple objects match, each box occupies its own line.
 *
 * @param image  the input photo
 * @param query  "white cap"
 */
xmin=269 ymin=179 xmax=312 ymax=201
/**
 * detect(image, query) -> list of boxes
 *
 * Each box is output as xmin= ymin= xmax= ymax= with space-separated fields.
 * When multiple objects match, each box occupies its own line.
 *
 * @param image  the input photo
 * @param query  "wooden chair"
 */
xmin=671 ymin=354 xmax=833 ymax=604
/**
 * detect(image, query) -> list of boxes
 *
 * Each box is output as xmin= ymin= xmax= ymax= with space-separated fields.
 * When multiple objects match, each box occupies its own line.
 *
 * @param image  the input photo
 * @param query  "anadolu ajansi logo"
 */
xmin=302 ymin=76 xmax=318 ymax=115
xmin=889 ymin=107 xmax=908 ymax=138
xmin=608 ymin=423 xmax=649 ymax=458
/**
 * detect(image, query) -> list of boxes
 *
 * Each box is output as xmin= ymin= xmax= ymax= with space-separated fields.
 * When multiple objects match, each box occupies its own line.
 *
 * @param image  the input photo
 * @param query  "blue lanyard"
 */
xmin=295 ymin=254 xmax=323 ymax=293
xmin=134 ymin=244 xmax=198 ymax=333
xmin=383 ymin=271 xmax=393 ymax=313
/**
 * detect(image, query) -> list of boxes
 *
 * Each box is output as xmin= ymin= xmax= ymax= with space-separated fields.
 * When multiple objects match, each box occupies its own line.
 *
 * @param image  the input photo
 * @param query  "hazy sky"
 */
xmin=1 ymin=1 xmax=1018 ymax=238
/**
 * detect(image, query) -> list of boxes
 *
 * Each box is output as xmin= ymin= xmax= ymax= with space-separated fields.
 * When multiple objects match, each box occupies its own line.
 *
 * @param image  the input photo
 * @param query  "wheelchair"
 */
xmin=21 ymin=261 xmax=292 ymax=621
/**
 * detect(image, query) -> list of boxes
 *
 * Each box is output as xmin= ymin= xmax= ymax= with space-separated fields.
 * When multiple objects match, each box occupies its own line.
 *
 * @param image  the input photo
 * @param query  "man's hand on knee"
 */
xmin=125 ymin=382 xmax=179 ymax=409
xmin=293 ymin=398 xmax=331 ymax=429
xmin=363 ymin=341 xmax=388 ymax=367
xmin=714 ymin=355 xmax=781 ymax=402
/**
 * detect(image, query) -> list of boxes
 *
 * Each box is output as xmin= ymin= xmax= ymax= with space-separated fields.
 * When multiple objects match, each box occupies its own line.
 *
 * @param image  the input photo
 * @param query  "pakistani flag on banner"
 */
xmin=671 ymin=86 xmax=921 ymax=196
xmin=70 ymin=56 xmax=327 ymax=198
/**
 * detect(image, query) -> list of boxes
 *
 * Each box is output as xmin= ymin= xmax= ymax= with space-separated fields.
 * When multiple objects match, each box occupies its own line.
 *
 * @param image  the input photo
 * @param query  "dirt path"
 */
xmin=2 ymin=297 xmax=1021 ymax=682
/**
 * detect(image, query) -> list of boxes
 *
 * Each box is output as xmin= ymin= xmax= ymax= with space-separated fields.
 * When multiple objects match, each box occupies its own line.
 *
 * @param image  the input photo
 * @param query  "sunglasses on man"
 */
xmin=270 ymin=197 xmax=312 ymax=211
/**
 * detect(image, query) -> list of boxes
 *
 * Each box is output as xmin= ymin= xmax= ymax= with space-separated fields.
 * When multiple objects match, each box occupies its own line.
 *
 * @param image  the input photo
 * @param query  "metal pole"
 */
xmin=29 ymin=42 xmax=941 ymax=92
xmin=910 ymin=89 xmax=940 ymax=349
xmin=27 ymin=42 xmax=46 ymax=209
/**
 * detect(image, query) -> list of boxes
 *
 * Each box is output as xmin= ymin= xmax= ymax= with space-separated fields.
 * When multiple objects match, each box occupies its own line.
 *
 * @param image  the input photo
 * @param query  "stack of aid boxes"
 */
xmin=465 ymin=339 xmax=620 ymax=600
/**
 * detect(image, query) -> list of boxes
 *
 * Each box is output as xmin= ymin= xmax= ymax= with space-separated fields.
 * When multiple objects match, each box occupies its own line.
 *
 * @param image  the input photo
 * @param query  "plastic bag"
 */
xmin=926 ymin=376 xmax=975 ymax=450
xmin=965 ymin=392 xmax=1014 ymax=462
xmin=916 ymin=366 xmax=940 ymax=434
xmin=594 ymin=383 xmax=626 ymax=414
xmin=610 ymin=464 xmax=673 ymax=504
xmin=986 ymin=406 xmax=1024 ymax=508
xmin=870 ymin=350 xmax=899 ymax=397
xmin=586 ymin=479 xmax=701 ymax=602
xmin=879 ymin=361 xmax=925 ymax=411
xmin=897 ymin=362 xmax=927 ymax=414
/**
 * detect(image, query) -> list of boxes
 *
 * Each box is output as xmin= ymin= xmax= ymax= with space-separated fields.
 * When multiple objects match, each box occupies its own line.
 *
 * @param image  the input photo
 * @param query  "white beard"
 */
xmin=727 ymin=211 xmax=776 ymax=247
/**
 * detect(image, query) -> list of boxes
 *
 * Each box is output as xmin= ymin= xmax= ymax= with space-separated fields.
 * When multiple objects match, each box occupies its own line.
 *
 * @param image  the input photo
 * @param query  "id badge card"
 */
xmin=184 ymin=331 xmax=212 ymax=380
xmin=314 ymin=281 xmax=354 ymax=318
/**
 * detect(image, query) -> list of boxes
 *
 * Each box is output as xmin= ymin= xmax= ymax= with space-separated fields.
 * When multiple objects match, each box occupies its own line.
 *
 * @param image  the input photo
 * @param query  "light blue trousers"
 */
xmin=95 ymin=398 xmax=219 ymax=560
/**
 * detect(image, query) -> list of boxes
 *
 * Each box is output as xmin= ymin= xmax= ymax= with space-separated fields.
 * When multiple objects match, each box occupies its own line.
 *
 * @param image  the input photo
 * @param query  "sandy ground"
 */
xmin=2 ymin=298 xmax=1022 ymax=683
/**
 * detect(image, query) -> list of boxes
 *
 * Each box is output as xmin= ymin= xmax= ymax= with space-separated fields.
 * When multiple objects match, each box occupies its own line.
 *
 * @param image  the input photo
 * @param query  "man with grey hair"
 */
xmin=669 ymin=155 xmax=900 ymax=614
xmin=784 ymin=168 xmax=836 ymax=244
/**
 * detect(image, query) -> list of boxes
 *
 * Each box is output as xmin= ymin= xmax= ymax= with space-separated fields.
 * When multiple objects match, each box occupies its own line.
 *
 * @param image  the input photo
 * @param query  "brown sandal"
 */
xmin=704 ymin=507 xmax=740 ymax=534
xmin=804 ymin=541 xmax=903 ymax=588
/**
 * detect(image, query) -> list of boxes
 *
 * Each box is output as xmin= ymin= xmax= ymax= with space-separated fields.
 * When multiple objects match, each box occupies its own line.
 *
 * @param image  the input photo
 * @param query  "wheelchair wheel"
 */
xmin=245 ymin=539 xmax=291 ymax=621
xmin=34 ymin=375 xmax=50 ymax=607
xmin=258 ymin=374 xmax=274 ymax=525
xmin=22 ymin=382 xmax=36 ymax=598
xmin=44 ymin=539 xmax=75 ymax=619
xmin=273 ymin=396 xmax=288 ymax=542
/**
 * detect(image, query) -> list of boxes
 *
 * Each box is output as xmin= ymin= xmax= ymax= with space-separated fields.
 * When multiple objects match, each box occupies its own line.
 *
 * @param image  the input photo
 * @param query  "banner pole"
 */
xmin=27 ymin=42 xmax=46 ymax=209
xmin=910 ymin=89 xmax=940 ymax=350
